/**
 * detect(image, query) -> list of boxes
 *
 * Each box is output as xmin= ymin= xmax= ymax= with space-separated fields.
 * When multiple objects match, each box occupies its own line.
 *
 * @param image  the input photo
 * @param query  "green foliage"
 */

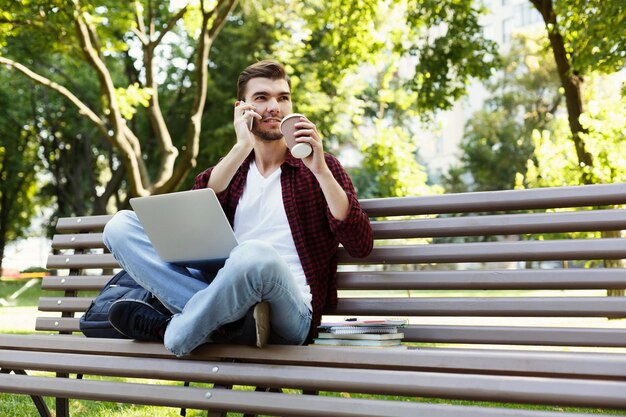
xmin=277 ymin=0 xmax=498 ymax=198
xmin=527 ymin=0 xmax=625 ymax=185
xmin=444 ymin=33 xmax=561 ymax=191
xmin=459 ymin=108 xmax=535 ymax=191
xmin=350 ymin=121 xmax=440 ymax=198
xmin=523 ymin=74 xmax=626 ymax=187
xmin=404 ymin=0 xmax=500 ymax=115
xmin=554 ymin=0 xmax=626 ymax=74
xmin=0 ymin=70 xmax=47 ymax=267
xmin=0 ymin=137 xmax=40 ymax=240
xmin=186 ymin=6 xmax=280 ymax=183
xmin=115 ymin=84 xmax=153 ymax=120
xmin=578 ymin=77 xmax=626 ymax=183
xmin=1 ymin=0 xmax=501 ymax=209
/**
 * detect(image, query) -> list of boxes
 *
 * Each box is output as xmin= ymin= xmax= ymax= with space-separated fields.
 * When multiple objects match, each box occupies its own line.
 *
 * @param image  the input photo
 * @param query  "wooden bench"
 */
xmin=2 ymin=182 xmax=626 ymax=417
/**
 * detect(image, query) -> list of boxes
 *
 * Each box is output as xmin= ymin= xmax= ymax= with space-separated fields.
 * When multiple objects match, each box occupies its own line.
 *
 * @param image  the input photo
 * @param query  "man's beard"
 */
xmin=252 ymin=123 xmax=283 ymax=142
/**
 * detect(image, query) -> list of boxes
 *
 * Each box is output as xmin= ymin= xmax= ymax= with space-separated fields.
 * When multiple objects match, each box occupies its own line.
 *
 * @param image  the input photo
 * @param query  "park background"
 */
xmin=0 ymin=1 xmax=625 ymax=415
xmin=0 ymin=0 xmax=624 ymax=276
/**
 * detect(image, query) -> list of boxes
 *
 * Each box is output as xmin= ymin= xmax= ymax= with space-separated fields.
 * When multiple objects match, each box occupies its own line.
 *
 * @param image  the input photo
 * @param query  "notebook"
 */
xmin=129 ymin=188 xmax=238 ymax=269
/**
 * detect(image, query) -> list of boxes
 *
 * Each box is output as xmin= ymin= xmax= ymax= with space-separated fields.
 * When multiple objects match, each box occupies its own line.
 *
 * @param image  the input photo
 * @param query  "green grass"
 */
xmin=2 ymin=282 xmax=626 ymax=416
xmin=1 ymin=278 xmax=58 ymax=306
xmin=0 ymin=391 xmax=212 ymax=416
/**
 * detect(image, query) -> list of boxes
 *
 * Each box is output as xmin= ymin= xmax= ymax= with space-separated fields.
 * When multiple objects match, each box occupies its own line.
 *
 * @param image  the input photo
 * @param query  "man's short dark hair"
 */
xmin=237 ymin=60 xmax=291 ymax=100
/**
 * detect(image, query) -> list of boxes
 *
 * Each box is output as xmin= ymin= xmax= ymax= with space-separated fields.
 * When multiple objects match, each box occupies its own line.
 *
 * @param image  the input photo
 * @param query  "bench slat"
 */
xmin=337 ymin=269 xmax=626 ymax=290
xmin=330 ymin=297 xmax=626 ymax=317
xmin=50 ymin=210 xmax=626 ymax=244
xmin=339 ymin=238 xmax=626 ymax=264
xmin=37 ymin=296 xmax=626 ymax=317
xmin=0 ymin=373 xmax=424 ymax=417
xmin=38 ymin=270 xmax=626 ymax=293
xmin=3 ymin=349 xmax=626 ymax=410
xmin=8 ymin=373 xmax=613 ymax=417
xmin=47 ymin=253 xmax=119 ymax=269
xmin=35 ymin=317 xmax=82 ymax=333
xmin=41 ymin=275 xmax=113 ymax=291
xmin=401 ymin=325 xmax=626 ymax=347
xmin=55 ymin=215 xmax=113 ymax=233
xmin=3 ymin=334 xmax=626 ymax=379
xmin=38 ymin=297 xmax=92 ymax=312
xmin=360 ymin=182 xmax=626 ymax=216
xmin=56 ymin=184 xmax=626 ymax=223
xmin=47 ymin=238 xmax=626 ymax=270
xmin=51 ymin=233 xmax=106 ymax=250
xmin=372 ymin=209 xmax=626 ymax=239
xmin=33 ymin=317 xmax=626 ymax=348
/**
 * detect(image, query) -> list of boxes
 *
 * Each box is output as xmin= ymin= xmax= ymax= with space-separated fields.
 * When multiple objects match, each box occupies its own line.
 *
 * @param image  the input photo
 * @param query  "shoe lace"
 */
xmin=134 ymin=311 xmax=165 ymax=341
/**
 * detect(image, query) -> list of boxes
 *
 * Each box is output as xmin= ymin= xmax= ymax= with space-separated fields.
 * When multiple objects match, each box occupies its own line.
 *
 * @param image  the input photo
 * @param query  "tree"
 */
xmin=524 ymin=73 xmax=626 ymax=187
xmin=1 ymin=0 xmax=500 ymax=210
xmin=528 ymin=0 xmax=626 ymax=184
xmin=443 ymin=33 xmax=561 ymax=192
xmin=0 ymin=73 xmax=46 ymax=272
xmin=337 ymin=0 xmax=499 ymax=197
xmin=1 ymin=0 xmax=239 ymax=199
xmin=525 ymin=0 xmax=625 ymax=286
xmin=351 ymin=122 xmax=435 ymax=199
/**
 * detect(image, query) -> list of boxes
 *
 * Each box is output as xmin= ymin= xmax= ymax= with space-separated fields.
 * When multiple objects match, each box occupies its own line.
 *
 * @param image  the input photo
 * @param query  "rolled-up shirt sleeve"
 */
xmin=192 ymin=168 xmax=211 ymax=190
xmin=325 ymin=156 xmax=373 ymax=258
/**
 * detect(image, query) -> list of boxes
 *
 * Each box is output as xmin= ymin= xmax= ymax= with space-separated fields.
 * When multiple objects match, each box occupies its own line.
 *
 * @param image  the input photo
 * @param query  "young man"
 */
xmin=103 ymin=60 xmax=373 ymax=357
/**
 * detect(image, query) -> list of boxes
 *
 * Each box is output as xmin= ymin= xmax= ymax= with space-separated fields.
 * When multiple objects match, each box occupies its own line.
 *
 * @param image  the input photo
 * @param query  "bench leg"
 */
xmin=56 ymin=397 xmax=69 ymax=417
xmin=55 ymin=372 xmax=70 ymax=417
xmin=1 ymin=368 xmax=53 ymax=417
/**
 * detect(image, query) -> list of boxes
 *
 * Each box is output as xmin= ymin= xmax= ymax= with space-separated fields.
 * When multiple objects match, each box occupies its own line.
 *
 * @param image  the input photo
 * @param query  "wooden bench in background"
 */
xmin=2 ymin=182 xmax=626 ymax=417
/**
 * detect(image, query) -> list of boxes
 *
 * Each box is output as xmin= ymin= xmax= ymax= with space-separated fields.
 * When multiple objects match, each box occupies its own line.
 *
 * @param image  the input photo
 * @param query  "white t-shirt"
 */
xmin=233 ymin=161 xmax=312 ymax=310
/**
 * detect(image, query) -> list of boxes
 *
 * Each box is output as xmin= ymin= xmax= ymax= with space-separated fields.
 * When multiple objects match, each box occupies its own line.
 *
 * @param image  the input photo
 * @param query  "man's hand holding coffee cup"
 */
xmin=281 ymin=114 xmax=327 ymax=168
xmin=280 ymin=114 xmax=313 ymax=159
xmin=281 ymin=113 xmax=349 ymax=220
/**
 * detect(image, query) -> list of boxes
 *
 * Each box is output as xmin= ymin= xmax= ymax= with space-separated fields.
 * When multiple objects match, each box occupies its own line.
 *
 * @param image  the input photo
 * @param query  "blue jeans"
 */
xmin=102 ymin=210 xmax=311 ymax=356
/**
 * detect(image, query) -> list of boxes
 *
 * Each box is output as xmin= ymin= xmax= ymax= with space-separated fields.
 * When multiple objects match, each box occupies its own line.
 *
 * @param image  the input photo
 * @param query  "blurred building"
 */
xmin=418 ymin=0 xmax=543 ymax=181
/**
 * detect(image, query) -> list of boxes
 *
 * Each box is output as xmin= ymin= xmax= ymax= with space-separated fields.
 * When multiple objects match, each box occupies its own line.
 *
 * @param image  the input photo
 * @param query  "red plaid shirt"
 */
xmin=192 ymin=151 xmax=373 ymax=340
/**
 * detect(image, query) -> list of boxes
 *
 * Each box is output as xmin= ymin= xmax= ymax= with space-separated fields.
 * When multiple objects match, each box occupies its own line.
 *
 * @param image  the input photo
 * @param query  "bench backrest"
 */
xmin=40 ymin=182 xmax=626 ymax=349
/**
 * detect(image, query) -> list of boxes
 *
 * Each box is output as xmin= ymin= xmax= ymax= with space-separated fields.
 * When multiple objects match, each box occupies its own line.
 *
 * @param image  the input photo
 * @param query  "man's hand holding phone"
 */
xmin=241 ymin=101 xmax=255 ymax=131
xmin=234 ymin=101 xmax=257 ymax=149
xmin=238 ymin=101 xmax=255 ymax=130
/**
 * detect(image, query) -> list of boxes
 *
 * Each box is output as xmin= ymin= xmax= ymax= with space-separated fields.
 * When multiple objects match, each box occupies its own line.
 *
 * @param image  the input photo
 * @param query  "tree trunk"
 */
xmin=529 ymin=0 xmax=594 ymax=184
xmin=0 ymin=157 xmax=11 ymax=274
xmin=0 ymin=235 xmax=5 ymax=274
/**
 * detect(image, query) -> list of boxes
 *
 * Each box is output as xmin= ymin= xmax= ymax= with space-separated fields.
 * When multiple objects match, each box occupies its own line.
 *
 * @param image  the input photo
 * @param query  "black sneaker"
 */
xmin=109 ymin=299 xmax=170 ymax=341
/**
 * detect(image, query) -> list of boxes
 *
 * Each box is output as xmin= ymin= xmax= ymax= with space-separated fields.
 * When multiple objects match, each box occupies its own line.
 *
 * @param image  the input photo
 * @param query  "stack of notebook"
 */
xmin=313 ymin=318 xmax=407 ymax=347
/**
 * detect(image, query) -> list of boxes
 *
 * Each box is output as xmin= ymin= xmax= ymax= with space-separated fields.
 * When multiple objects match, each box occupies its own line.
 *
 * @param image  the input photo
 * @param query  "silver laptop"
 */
xmin=129 ymin=188 xmax=238 ymax=269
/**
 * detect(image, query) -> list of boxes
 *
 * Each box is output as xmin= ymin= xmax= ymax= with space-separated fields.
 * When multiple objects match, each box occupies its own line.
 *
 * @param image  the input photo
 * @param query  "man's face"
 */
xmin=243 ymin=77 xmax=292 ymax=141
